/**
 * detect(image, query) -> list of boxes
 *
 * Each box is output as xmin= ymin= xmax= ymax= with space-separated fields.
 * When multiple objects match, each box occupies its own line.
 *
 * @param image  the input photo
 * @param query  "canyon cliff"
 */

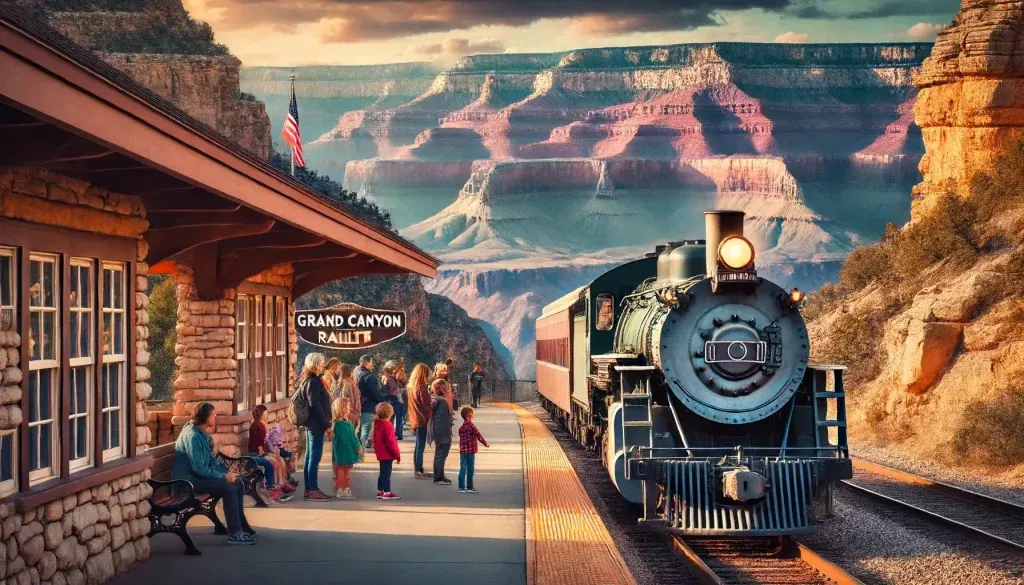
xmin=808 ymin=0 xmax=1024 ymax=478
xmin=244 ymin=43 xmax=930 ymax=377
xmin=16 ymin=0 xmax=272 ymax=157
xmin=22 ymin=0 xmax=511 ymax=388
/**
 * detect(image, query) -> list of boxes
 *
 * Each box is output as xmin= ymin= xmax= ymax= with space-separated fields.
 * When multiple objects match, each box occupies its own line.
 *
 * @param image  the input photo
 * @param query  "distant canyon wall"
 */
xmin=244 ymin=42 xmax=932 ymax=378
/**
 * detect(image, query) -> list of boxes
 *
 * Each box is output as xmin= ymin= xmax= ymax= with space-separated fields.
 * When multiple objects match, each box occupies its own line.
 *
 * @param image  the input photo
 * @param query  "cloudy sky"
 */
xmin=181 ymin=0 xmax=961 ymax=66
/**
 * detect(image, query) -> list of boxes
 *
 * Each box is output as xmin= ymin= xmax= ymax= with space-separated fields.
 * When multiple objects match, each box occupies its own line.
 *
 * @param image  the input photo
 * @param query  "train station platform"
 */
xmin=114 ymin=404 xmax=635 ymax=585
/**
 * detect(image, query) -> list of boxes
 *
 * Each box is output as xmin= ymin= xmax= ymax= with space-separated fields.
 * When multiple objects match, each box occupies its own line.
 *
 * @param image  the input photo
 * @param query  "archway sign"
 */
xmin=295 ymin=302 xmax=407 ymax=350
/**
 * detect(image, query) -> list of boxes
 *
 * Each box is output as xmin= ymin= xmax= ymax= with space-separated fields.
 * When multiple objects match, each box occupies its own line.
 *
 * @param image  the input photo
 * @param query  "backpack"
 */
xmin=289 ymin=379 xmax=311 ymax=426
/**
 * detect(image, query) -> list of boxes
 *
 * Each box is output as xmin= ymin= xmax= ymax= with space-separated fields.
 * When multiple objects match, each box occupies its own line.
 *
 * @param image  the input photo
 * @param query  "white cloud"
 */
xmin=907 ymin=23 xmax=945 ymax=41
xmin=774 ymin=31 xmax=809 ymax=43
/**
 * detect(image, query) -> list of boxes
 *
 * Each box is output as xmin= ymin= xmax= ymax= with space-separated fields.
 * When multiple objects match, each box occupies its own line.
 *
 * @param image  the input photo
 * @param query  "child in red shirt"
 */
xmin=372 ymin=401 xmax=401 ymax=500
xmin=457 ymin=407 xmax=489 ymax=494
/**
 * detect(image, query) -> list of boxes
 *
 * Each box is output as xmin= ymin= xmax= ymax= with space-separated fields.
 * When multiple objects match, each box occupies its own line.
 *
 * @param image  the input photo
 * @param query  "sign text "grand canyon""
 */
xmin=295 ymin=303 xmax=406 ymax=350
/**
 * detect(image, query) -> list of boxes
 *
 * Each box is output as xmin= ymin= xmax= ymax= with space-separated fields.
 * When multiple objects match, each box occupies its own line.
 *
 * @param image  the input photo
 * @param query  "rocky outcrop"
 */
xmin=103 ymin=54 xmax=271 ymax=158
xmin=913 ymin=0 xmax=1024 ymax=219
xmin=23 ymin=0 xmax=271 ymax=158
xmin=808 ymin=1 xmax=1024 ymax=474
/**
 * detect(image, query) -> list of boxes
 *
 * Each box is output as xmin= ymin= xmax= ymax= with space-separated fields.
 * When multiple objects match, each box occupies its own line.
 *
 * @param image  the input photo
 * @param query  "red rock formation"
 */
xmin=913 ymin=0 xmax=1024 ymax=219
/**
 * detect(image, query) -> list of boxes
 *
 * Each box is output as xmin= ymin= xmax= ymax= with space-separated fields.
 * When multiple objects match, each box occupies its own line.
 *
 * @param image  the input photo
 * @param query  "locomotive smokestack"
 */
xmin=705 ymin=210 xmax=745 ymax=279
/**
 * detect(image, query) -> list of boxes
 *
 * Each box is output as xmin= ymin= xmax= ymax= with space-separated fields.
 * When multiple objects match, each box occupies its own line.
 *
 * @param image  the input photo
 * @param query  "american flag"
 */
xmin=282 ymin=76 xmax=305 ymax=168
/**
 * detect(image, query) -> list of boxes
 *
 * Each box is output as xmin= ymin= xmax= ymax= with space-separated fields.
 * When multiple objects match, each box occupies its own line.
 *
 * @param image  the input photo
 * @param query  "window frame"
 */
xmin=27 ymin=253 xmax=60 ymax=485
xmin=234 ymin=284 xmax=291 ymax=413
xmin=0 ymin=247 xmax=14 ymax=332
xmin=68 ymin=259 xmax=94 ymax=472
xmin=0 ymin=430 xmax=16 ymax=499
xmin=0 ymin=217 xmax=137 ymax=500
xmin=100 ymin=261 xmax=127 ymax=462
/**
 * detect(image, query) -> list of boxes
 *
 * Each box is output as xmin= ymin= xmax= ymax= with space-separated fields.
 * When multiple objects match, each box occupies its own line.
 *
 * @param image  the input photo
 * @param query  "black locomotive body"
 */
xmin=535 ymin=211 xmax=852 ymax=536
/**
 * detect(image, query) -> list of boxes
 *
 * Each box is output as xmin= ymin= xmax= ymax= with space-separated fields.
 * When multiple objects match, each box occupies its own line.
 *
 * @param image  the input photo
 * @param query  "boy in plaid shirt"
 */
xmin=457 ymin=407 xmax=489 ymax=493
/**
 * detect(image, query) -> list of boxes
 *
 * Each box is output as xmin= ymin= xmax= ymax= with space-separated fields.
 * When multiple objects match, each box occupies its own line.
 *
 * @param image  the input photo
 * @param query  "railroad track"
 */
xmin=671 ymin=536 xmax=862 ymax=585
xmin=842 ymin=459 xmax=1024 ymax=552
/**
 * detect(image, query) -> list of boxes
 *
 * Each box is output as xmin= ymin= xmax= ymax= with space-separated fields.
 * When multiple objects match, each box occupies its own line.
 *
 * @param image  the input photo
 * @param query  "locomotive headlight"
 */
xmin=718 ymin=236 xmax=755 ymax=270
xmin=790 ymin=288 xmax=805 ymax=304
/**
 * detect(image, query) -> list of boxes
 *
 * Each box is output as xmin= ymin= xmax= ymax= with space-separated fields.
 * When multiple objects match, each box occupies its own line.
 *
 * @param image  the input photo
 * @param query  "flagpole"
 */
xmin=290 ymin=73 xmax=296 ymax=177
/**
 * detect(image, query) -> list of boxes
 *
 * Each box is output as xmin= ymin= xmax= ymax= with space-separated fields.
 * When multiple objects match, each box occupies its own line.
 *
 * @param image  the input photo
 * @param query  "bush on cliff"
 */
xmin=950 ymin=387 xmax=1024 ymax=466
xmin=270 ymin=149 xmax=393 ymax=230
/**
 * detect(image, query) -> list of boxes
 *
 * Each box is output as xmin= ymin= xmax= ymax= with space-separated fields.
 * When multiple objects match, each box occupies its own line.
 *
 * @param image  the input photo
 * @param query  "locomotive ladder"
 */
xmin=809 ymin=364 xmax=849 ymax=456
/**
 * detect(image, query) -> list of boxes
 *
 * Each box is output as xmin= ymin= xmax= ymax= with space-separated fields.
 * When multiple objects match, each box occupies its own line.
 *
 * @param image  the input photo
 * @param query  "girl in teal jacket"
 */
xmin=331 ymin=398 xmax=363 ymax=499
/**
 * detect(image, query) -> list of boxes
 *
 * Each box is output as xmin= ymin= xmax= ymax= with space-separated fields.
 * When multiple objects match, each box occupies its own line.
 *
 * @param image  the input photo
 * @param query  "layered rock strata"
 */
xmin=913 ymin=0 xmax=1024 ymax=218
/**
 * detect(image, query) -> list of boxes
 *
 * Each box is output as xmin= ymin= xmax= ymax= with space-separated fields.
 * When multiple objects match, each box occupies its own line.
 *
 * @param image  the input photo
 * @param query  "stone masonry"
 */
xmin=0 ymin=167 xmax=152 ymax=584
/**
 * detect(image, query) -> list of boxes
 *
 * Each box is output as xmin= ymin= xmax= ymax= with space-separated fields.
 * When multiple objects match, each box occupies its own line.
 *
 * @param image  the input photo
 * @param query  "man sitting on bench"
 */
xmin=173 ymin=402 xmax=257 ymax=546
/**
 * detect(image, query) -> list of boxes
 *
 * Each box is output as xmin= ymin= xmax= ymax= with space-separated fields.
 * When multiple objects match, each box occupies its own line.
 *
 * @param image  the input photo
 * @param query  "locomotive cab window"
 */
xmin=595 ymin=294 xmax=614 ymax=331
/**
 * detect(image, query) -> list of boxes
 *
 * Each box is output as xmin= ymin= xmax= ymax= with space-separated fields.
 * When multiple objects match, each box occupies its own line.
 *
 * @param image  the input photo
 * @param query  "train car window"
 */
xmin=596 ymin=294 xmax=614 ymax=331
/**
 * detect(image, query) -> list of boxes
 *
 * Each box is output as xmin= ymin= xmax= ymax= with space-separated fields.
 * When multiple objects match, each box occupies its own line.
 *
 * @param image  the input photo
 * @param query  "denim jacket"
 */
xmin=172 ymin=421 xmax=228 ymax=483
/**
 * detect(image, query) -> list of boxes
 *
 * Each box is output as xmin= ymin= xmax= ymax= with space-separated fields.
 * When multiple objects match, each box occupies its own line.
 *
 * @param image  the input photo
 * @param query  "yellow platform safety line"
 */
xmin=498 ymin=403 xmax=637 ymax=585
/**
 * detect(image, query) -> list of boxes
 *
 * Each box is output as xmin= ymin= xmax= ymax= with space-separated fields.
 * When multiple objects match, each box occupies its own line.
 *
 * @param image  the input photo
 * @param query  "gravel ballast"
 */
xmin=852 ymin=442 xmax=1024 ymax=506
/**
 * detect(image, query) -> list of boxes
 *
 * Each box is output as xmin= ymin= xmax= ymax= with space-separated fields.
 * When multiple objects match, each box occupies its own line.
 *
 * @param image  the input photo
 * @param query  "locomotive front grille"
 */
xmin=662 ymin=459 xmax=816 ymax=535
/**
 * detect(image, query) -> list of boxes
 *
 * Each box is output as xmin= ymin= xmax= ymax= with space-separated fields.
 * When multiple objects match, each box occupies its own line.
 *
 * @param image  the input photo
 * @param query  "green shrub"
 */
xmin=838 ymin=243 xmax=891 ymax=290
xmin=950 ymin=388 xmax=1024 ymax=466
xmin=811 ymin=302 xmax=899 ymax=389
xmin=147 ymin=275 xmax=177 ymax=401
xmin=971 ymin=140 xmax=1024 ymax=223
xmin=892 ymin=193 xmax=978 ymax=279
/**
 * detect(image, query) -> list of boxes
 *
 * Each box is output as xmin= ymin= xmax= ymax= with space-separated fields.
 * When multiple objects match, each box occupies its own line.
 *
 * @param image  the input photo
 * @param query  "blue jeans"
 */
xmin=413 ymin=427 xmax=427 ymax=473
xmin=252 ymin=456 xmax=275 ymax=487
xmin=459 ymin=453 xmax=475 ymax=490
xmin=391 ymin=398 xmax=405 ymax=440
xmin=191 ymin=477 xmax=249 ymax=534
xmin=304 ymin=429 xmax=325 ymax=492
xmin=360 ymin=412 xmax=375 ymax=447
xmin=378 ymin=460 xmax=393 ymax=493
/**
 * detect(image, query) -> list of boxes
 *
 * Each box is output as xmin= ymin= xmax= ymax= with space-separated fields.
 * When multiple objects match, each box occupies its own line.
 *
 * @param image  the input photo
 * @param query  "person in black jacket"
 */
xmin=355 ymin=354 xmax=388 ymax=448
xmin=299 ymin=352 xmax=333 ymax=501
xmin=469 ymin=362 xmax=485 ymax=408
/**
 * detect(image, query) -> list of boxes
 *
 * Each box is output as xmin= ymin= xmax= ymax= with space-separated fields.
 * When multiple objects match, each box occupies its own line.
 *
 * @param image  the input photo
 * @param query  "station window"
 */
xmin=29 ymin=253 xmax=60 ymax=484
xmin=0 ymin=227 xmax=135 ymax=497
xmin=0 ymin=430 xmax=16 ymax=498
xmin=236 ymin=293 xmax=291 ymax=409
xmin=69 ymin=259 xmax=94 ymax=471
xmin=101 ymin=262 xmax=126 ymax=460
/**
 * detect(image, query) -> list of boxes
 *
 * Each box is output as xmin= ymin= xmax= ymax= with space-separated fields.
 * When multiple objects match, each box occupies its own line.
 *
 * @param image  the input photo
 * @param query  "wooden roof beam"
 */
xmin=146 ymin=206 xmax=258 ymax=230
xmin=0 ymin=123 xmax=113 ymax=168
xmin=292 ymin=262 xmax=407 ymax=299
xmin=217 ymin=244 xmax=357 ymax=289
xmin=146 ymin=218 xmax=275 ymax=264
xmin=217 ymin=230 xmax=327 ymax=255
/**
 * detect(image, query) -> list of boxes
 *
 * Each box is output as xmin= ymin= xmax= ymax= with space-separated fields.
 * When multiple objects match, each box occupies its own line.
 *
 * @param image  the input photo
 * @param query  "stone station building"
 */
xmin=0 ymin=6 xmax=437 ymax=584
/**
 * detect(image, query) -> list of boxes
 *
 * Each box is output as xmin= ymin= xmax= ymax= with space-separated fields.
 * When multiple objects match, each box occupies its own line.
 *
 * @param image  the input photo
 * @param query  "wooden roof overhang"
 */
xmin=0 ymin=5 xmax=437 ymax=300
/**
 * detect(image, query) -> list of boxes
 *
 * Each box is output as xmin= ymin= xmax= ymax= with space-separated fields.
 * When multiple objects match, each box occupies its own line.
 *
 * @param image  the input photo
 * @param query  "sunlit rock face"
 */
xmin=245 ymin=42 xmax=932 ymax=377
xmin=913 ymin=0 xmax=1024 ymax=219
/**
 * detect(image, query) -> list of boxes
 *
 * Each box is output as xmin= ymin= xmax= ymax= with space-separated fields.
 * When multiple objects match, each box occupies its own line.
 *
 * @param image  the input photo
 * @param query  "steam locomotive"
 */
xmin=535 ymin=210 xmax=852 ymax=536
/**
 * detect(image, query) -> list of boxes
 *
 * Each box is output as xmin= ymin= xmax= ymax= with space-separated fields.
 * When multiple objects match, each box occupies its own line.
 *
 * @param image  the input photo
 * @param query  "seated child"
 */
xmin=249 ymin=405 xmax=296 ymax=502
xmin=267 ymin=424 xmax=297 ymax=482
xmin=331 ymin=399 xmax=362 ymax=499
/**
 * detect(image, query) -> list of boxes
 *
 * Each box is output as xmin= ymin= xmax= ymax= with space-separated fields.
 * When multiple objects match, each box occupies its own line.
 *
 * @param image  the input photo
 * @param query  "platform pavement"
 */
xmin=114 ymin=406 xmax=526 ymax=585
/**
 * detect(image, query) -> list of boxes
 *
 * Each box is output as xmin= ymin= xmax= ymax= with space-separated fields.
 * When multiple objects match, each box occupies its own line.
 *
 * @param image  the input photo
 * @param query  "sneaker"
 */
xmin=466 ymin=489 xmax=479 ymax=494
xmin=377 ymin=490 xmax=385 ymax=499
xmin=336 ymin=489 xmax=346 ymax=498
xmin=414 ymin=472 xmax=430 ymax=480
xmin=277 ymin=491 xmax=295 ymax=503
xmin=268 ymin=488 xmax=283 ymax=502
xmin=458 ymin=488 xmax=467 ymax=493
xmin=433 ymin=478 xmax=452 ymax=486
xmin=227 ymin=532 xmax=256 ymax=546
xmin=281 ymin=482 xmax=297 ymax=494
xmin=339 ymin=489 xmax=357 ymax=500
xmin=382 ymin=492 xmax=402 ymax=500
xmin=304 ymin=489 xmax=332 ymax=502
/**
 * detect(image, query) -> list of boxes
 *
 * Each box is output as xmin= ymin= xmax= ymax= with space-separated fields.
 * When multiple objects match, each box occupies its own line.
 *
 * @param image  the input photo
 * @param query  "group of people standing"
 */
xmin=294 ymin=352 xmax=490 ymax=502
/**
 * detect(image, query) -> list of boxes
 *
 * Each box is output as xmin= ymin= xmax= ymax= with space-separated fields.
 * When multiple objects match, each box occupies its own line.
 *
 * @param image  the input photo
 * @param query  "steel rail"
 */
xmin=843 ymin=459 xmax=1024 ymax=553
xmin=671 ymin=536 xmax=864 ymax=585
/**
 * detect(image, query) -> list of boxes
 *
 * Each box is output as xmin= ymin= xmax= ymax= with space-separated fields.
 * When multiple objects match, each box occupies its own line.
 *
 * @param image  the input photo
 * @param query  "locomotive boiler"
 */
xmin=535 ymin=211 xmax=852 ymax=536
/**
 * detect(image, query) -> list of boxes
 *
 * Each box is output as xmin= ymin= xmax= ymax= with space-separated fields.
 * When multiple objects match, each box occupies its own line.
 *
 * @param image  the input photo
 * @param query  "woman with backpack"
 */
xmin=292 ymin=352 xmax=333 ymax=502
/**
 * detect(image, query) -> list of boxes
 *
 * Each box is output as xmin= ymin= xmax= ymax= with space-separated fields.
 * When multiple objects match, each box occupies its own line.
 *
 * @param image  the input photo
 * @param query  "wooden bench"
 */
xmin=146 ymin=444 xmax=270 ymax=555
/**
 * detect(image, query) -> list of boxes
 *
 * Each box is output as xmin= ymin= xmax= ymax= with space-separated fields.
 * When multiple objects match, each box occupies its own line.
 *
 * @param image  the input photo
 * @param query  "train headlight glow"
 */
xmin=718 ymin=236 xmax=755 ymax=270
xmin=790 ymin=288 xmax=805 ymax=304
